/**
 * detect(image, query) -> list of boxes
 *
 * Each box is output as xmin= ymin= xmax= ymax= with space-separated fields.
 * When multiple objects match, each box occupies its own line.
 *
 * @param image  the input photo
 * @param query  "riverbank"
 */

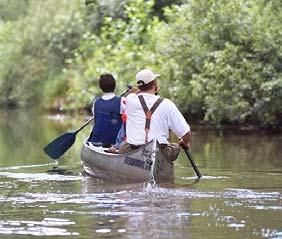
xmin=2 ymin=107 xmax=282 ymax=134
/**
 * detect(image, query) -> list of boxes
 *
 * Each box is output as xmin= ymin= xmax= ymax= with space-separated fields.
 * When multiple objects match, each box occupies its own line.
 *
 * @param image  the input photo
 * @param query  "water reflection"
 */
xmin=191 ymin=126 xmax=282 ymax=173
xmin=0 ymin=109 xmax=281 ymax=238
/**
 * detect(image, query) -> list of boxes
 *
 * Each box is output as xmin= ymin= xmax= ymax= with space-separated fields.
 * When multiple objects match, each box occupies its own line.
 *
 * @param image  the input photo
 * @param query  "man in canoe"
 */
xmin=88 ymin=74 xmax=123 ymax=146
xmin=119 ymin=68 xmax=192 ymax=161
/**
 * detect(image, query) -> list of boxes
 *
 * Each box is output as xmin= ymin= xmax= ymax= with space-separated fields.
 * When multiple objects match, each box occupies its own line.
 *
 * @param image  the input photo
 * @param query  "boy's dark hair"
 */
xmin=138 ymin=80 xmax=155 ymax=91
xmin=99 ymin=74 xmax=116 ymax=93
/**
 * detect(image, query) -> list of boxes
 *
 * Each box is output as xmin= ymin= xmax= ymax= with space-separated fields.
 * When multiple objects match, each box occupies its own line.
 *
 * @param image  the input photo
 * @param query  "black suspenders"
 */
xmin=138 ymin=95 xmax=164 ymax=143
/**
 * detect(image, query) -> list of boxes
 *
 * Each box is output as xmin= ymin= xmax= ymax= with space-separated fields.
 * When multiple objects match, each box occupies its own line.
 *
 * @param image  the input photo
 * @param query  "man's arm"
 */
xmin=178 ymin=131 xmax=192 ymax=150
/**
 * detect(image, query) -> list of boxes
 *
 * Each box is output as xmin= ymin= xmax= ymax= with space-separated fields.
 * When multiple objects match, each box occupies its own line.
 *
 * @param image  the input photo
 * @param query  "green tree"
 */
xmin=63 ymin=0 xmax=161 ymax=109
xmin=157 ymin=0 xmax=282 ymax=127
xmin=0 ymin=0 xmax=29 ymax=21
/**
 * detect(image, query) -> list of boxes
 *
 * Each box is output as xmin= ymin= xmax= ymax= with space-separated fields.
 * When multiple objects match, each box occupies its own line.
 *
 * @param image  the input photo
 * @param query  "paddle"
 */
xmin=44 ymin=117 xmax=94 ymax=159
xmin=183 ymin=149 xmax=202 ymax=178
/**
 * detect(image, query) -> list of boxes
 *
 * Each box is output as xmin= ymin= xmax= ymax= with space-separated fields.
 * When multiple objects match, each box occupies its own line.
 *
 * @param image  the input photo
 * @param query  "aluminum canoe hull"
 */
xmin=81 ymin=141 xmax=174 ymax=183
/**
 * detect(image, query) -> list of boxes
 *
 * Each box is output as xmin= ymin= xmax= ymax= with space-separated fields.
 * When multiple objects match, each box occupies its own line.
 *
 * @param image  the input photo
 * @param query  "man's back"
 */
xmin=125 ymin=93 xmax=190 ymax=145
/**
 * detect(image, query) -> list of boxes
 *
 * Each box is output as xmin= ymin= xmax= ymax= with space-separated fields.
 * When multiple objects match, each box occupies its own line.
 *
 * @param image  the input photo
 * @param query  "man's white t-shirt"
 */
xmin=124 ymin=93 xmax=190 ymax=145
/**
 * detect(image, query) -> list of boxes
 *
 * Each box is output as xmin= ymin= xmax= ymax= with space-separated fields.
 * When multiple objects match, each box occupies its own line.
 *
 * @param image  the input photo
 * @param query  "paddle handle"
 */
xmin=120 ymin=84 xmax=133 ymax=97
xmin=184 ymin=149 xmax=202 ymax=178
xmin=75 ymin=117 xmax=94 ymax=134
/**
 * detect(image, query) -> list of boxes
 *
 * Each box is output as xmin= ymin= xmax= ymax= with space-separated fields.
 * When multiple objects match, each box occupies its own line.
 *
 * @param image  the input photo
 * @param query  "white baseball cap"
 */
xmin=136 ymin=69 xmax=160 ymax=86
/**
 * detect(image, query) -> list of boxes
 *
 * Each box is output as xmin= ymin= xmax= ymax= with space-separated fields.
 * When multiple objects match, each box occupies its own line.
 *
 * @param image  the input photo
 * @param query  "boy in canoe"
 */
xmin=88 ymin=74 xmax=123 ymax=146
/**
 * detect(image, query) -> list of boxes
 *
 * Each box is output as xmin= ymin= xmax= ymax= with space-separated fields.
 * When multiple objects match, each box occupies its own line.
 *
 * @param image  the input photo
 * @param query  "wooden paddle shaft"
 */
xmin=76 ymin=117 xmax=94 ymax=133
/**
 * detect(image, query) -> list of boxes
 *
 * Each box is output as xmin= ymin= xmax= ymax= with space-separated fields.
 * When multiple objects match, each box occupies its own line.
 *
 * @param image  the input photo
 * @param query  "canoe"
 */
xmin=81 ymin=140 xmax=174 ymax=183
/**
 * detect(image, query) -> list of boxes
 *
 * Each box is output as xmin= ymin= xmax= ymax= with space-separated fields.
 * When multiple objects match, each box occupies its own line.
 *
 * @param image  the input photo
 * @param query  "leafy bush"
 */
xmin=157 ymin=0 xmax=282 ymax=127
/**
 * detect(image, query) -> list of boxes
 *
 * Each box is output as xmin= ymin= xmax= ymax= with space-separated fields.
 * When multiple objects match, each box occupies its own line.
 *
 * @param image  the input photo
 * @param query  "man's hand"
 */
xmin=178 ymin=138 xmax=190 ymax=150
xmin=104 ymin=146 xmax=119 ymax=154
xmin=129 ymin=86 xmax=139 ymax=94
xmin=178 ymin=131 xmax=192 ymax=150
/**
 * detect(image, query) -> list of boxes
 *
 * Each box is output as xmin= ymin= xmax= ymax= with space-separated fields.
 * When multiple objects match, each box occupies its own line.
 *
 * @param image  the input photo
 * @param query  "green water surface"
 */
xmin=0 ymin=109 xmax=281 ymax=238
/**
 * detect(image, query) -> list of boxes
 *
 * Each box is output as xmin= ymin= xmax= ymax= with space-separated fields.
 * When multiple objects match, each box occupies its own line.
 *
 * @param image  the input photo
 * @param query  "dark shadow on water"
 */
xmin=46 ymin=166 xmax=74 ymax=175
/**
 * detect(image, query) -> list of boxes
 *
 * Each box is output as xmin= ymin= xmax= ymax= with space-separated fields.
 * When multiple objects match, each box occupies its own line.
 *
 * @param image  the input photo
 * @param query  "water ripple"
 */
xmin=0 ymin=172 xmax=83 ymax=182
xmin=0 ymin=218 xmax=78 ymax=236
xmin=0 ymin=164 xmax=54 ymax=171
xmin=4 ymin=191 xmax=130 ymax=205
xmin=182 ymin=175 xmax=229 ymax=180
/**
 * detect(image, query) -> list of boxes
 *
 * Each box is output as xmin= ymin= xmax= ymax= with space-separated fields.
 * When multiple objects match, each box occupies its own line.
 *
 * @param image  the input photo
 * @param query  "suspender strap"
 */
xmin=138 ymin=95 xmax=164 ymax=143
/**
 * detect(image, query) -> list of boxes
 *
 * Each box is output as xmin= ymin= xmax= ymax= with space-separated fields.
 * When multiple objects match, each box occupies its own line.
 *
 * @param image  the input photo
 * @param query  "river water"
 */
xmin=0 ymin=109 xmax=281 ymax=238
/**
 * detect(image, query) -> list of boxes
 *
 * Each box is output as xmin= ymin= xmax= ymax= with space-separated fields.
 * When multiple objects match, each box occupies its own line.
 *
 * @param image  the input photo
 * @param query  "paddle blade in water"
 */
xmin=43 ymin=132 xmax=76 ymax=159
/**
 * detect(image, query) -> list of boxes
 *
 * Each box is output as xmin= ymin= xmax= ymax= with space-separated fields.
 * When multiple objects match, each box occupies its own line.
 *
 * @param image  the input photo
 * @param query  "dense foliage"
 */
xmin=0 ymin=0 xmax=281 ymax=128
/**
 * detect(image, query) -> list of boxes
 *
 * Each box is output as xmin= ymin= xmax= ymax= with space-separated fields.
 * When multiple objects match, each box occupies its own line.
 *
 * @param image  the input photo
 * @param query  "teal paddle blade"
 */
xmin=43 ymin=132 xmax=77 ymax=159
